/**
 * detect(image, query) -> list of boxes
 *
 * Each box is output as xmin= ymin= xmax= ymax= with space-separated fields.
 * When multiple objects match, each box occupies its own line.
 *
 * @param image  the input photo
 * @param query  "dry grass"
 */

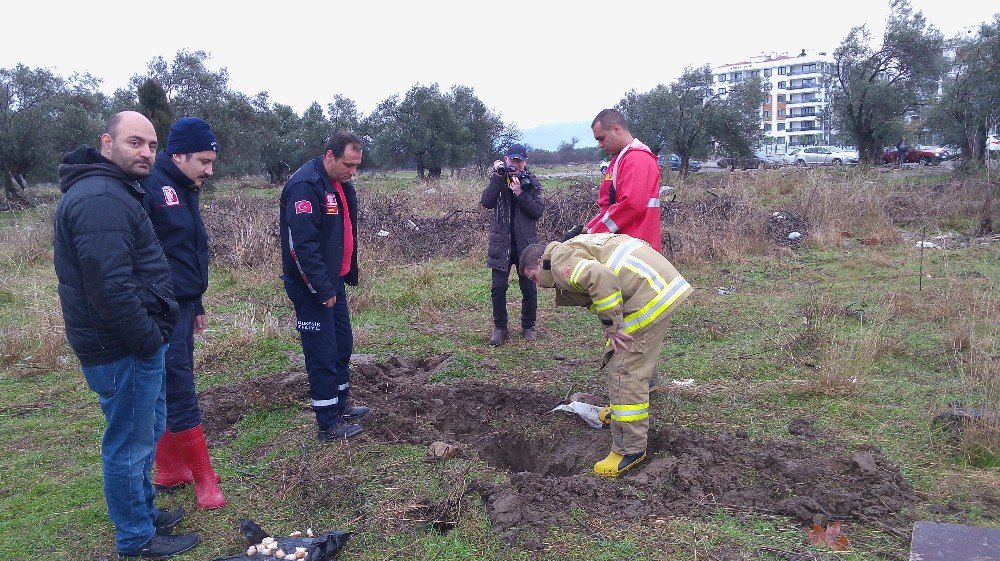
xmin=945 ymin=290 xmax=1000 ymax=467
xmin=0 ymin=209 xmax=54 ymax=269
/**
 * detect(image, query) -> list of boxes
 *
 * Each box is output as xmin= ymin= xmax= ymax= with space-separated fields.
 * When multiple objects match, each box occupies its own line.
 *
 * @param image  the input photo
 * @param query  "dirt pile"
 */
xmin=199 ymin=354 xmax=919 ymax=545
xmin=199 ymin=370 xmax=310 ymax=446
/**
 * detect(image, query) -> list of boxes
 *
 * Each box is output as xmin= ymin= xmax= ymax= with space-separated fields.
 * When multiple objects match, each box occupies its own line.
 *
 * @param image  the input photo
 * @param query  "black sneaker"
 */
xmin=119 ymin=532 xmax=199 ymax=559
xmin=317 ymin=422 xmax=363 ymax=442
xmin=152 ymin=508 xmax=184 ymax=535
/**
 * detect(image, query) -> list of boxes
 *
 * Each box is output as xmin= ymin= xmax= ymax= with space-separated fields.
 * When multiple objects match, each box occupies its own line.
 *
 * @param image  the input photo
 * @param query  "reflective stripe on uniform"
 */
xmin=610 ymin=402 xmax=650 ymax=422
xmin=338 ymin=383 xmax=350 ymax=391
xmin=589 ymin=290 xmax=622 ymax=313
xmin=601 ymin=211 xmax=620 ymax=233
xmin=623 ymin=276 xmax=692 ymax=334
xmin=569 ymin=259 xmax=598 ymax=290
xmin=622 ymin=256 xmax=667 ymax=292
xmin=312 ymin=397 xmax=339 ymax=407
xmin=606 ymin=239 xmax=645 ymax=273
xmin=647 ymin=197 xmax=660 ymax=208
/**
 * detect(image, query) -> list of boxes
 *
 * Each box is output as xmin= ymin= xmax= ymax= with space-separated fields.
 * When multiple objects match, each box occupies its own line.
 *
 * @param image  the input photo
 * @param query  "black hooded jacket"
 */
xmin=54 ymin=146 xmax=179 ymax=367
xmin=480 ymin=168 xmax=544 ymax=270
xmin=140 ymin=151 xmax=209 ymax=314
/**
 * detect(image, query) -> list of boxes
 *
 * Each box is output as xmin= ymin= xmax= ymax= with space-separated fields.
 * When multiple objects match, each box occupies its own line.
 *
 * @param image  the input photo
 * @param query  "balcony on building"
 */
xmin=787 ymin=80 xmax=819 ymax=91
xmin=787 ymin=96 xmax=820 ymax=106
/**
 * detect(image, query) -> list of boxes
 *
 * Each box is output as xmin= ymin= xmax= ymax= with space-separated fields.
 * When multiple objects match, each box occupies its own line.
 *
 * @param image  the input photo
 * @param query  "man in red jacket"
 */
xmin=585 ymin=109 xmax=662 ymax=252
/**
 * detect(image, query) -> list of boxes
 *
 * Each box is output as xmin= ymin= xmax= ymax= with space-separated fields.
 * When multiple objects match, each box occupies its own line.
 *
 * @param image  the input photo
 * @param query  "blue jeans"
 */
xmin=81 ymin=345 xmax=167 ymax=552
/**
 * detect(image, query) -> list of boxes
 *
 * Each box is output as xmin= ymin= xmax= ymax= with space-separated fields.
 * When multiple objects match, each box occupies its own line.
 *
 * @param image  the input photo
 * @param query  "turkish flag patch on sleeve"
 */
xmin=294 ymin=200 xmax=313 ymax=214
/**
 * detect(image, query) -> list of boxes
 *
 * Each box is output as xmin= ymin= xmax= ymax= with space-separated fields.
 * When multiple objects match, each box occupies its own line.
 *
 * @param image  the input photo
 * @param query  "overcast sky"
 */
xmin=3 ymin=1 xmax=996 ymax=130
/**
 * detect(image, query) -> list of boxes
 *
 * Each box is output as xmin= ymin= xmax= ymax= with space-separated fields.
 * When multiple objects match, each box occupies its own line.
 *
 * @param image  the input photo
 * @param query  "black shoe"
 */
xmin=488 ymin=328 xmax=508 ymax=346
xmin=152 ymin=508 xmax=184 ymax=534
xmin=119 ymin=532 xmax=200 ymax=559
xmin=317 ymin=422 xmax=363 ymax=442
xmin=341 ymin=405 xmax=370 ymax=422
xmin=522 ymin=328 xmax=537 ymax=342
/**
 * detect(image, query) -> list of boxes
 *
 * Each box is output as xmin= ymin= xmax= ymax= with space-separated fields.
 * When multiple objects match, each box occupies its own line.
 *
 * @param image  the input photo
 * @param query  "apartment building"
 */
xmin=711 ymin=49 xmax=835 ymax=153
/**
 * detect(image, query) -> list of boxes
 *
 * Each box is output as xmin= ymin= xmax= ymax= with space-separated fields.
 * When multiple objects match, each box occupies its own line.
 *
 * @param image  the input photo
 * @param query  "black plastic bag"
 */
xmin=210 ymin=518 xmax=351 ymax=561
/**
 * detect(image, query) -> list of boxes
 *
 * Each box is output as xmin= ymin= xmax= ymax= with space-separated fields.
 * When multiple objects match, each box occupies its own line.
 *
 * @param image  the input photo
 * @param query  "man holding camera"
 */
xmin=480 ymin=143 xmax=545 ymax=346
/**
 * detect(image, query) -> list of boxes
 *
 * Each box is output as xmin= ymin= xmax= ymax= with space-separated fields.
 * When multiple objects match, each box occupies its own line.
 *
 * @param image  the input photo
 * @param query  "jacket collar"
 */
xmin=154 ymin=151 xmax=197 ymax=190
xmin=537 ymin=241 xmax=562 ymax=288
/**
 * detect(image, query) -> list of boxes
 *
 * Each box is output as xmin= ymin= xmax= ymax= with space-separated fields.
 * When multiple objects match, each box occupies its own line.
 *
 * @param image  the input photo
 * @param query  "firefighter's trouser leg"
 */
xmin=604 ymin=316 xmax=672 ymax=455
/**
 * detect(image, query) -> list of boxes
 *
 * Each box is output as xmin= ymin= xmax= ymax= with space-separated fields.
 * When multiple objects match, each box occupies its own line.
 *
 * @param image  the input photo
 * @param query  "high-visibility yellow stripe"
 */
xmin=611 ymin=411 xmax=649 ymax=422
xmin=622 ymin=258 xmax=668 ymax=292
xmin=610 ymin=402 xmax=650 ymax=422
xmin=623 ymin=277 xmax=692 ymax=334
xmin=605 ymin=239 xmax=645 ymax=273
xmin=590 ymin=290 xmax=622 ymax=312
xmin=569 ymin=259 xmax=597 ymax=290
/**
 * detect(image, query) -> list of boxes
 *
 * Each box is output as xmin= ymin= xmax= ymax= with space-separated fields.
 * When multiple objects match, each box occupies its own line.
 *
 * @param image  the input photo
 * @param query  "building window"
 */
xmin=717 ymin=74 xmax=725 ymax=82
xmin=764 ymin=83 xmax=772 ymax=91
xmin=778 ymin=123 xmax=785 ymax=131
xmin=778 ymin=109 xmax=785 ymax=116
xmin=751 ymin=70 xmax=760 ymax=78
xmin=731 ymin=72 xmax=741 ymax=81
xmin=764 ymin=123 xmax=772 ymax=132
xmin=778 ymin=66 xmax=787 ymax=75
xmin=777 ymin=94 xmax=786 ymax=102
xmin=763 ymin=110 xmax=771 ymax=118
xmin=778 ymin=81 xmax=786 ymax=89
xmin=764 ymin=68 xmax=772 ymax=77
xmin=719 ymin=87 xmax=726 ymax=94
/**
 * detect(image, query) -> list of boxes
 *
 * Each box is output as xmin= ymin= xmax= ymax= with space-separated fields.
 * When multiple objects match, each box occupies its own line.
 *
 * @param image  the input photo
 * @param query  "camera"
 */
xmin=496 ymin=164 xmax=518 ymax=174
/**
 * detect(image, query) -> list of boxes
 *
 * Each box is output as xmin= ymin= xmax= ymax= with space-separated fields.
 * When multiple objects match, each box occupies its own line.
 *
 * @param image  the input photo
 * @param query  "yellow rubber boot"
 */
xmin=594 ymin=450 xmax=647 ymax=477
xmin=598 ymin=406 xmax=612 ymax=426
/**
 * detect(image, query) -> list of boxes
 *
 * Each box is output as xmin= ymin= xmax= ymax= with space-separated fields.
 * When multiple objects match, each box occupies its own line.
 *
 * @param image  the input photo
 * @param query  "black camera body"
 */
xmin=496 ymin=165 xmax=532 ymax=189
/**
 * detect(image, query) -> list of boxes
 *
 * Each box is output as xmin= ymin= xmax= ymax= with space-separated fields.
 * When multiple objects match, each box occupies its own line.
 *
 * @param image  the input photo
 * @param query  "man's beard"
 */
xmin=110 ymin=146 xmax=152 ymax=179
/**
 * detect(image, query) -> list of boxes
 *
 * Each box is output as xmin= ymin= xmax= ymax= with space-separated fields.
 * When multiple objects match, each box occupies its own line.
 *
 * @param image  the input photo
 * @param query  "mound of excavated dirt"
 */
xmin=199 ymin=370 xmax=311 ymax=446
xmin=198 ymin=354 xmax=918 ymax=546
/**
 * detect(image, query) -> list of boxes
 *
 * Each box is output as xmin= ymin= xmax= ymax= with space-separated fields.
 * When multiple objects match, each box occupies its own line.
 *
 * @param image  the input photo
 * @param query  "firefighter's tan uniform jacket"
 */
xmin=537 ymin=233 xmax=692 ymax=454
xmin=538 ymin=234 xmax=691 ymax=335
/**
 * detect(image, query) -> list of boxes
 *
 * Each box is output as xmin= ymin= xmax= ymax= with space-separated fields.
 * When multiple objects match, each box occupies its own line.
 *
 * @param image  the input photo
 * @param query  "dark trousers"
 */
xmin=165 ymin=300 xmax=201 ymax=432
xmin=284 ymin=279 xmax=353 ymax=430
xmin=491 ymin=263 xmax=537 ymax=330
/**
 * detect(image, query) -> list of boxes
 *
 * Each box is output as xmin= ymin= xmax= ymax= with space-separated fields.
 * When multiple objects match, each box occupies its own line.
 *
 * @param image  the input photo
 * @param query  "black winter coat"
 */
xmin=480 ymin=168 xmax=544 ymax=270
xmin=54 ymin=146 xmax=179 ymax=367
xmin=140 ymin=151 xmax=209 ymax=314
xmin=279 ymin=157 xmax=359 ymax=303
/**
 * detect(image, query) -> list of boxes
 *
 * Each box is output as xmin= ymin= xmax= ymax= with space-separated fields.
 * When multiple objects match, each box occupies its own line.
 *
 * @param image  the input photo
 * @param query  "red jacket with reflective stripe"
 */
xmin=586 ymin=147 xmax=661 ymax=251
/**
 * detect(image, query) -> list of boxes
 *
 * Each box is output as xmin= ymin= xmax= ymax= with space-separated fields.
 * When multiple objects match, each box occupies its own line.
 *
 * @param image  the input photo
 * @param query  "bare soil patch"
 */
xmin=199 ymin=355 xmax=920 ymax=547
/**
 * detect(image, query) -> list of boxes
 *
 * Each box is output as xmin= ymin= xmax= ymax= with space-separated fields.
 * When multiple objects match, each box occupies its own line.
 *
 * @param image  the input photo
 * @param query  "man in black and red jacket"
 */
xmin=280 ymin=131 xmax=369 ymax=442
xmin=140 ymin=117 xmax=225 ymax=511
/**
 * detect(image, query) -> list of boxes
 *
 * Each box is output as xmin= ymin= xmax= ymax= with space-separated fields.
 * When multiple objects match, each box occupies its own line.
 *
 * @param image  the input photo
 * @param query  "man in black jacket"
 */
xmin=140 ymin=117 xmax=225 ymax=510
xmin=280 ymin=131 xmax=369 ymax=442
xmin=481 ymin=143 xmax=545 ymax=346
xmin=54 ymin=111 xmax=199 ymax=558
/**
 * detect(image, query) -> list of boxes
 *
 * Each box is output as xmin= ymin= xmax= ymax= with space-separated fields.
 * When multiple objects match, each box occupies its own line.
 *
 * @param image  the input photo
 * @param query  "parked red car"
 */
xmin=882 ymin=145 xmax=952 ymax=165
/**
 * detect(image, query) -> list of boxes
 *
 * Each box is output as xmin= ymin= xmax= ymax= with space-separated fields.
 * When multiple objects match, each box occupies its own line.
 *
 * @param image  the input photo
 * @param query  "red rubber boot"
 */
xmin=172 ymin=425 xmax=226 ymax=510
xmin=154 ymin=431 xmax=193 ymax=489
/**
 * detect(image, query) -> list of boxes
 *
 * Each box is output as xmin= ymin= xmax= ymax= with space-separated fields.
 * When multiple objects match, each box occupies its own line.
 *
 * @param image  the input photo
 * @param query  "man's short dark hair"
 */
xmin=104 ymin=113 xmax=124 ymax=137
xmin=324 ymin=131 xmax=363 ymax=158
xmin=519 ymin=243 xmax=548 ymax=276
xmin=592 ymin=109 xmax=629 ymax=132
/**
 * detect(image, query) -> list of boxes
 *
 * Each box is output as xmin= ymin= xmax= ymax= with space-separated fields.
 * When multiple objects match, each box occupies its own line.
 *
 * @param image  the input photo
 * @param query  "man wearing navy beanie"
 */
xmin=139 ymin=117 xmax=226 ymax=510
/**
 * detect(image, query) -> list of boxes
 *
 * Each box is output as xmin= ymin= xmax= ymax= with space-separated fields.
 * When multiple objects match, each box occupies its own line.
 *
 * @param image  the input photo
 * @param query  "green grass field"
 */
xmin=0 ymin=165 xmax=996 ymax=560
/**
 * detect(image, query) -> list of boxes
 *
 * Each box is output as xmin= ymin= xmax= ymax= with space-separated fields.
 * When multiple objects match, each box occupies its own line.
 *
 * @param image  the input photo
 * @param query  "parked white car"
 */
xmin=780 ymin=148 xmax=802 ymax=166
xmin=793 ymin=146 xmax=859 ymax=166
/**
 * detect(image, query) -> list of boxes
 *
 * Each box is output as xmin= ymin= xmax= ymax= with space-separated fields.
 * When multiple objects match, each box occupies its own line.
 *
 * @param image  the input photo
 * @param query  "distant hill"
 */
xmin=519 ymin=121 xmax=597 ymax=151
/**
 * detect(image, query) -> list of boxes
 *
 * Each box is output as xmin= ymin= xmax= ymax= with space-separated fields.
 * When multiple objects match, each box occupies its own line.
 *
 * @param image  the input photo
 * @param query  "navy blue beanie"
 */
xmin=166 ymin=117 xmax=219 ymax=155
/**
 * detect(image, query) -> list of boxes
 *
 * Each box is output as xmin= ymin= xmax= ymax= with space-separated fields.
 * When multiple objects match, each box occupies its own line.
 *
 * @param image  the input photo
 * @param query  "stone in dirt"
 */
xmin=909 ymin=521 xmax=1000 ymax=561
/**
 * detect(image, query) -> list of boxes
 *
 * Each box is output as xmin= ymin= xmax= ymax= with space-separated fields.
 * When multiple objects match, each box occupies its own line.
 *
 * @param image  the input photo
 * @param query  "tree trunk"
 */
xmin=2 ymin=166 xmax=34 ymax=209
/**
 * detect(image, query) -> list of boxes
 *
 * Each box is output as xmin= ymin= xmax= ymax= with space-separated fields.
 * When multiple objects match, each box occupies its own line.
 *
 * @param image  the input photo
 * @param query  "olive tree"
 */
xmin=831 ymin=0 xmax=945 ymax=164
